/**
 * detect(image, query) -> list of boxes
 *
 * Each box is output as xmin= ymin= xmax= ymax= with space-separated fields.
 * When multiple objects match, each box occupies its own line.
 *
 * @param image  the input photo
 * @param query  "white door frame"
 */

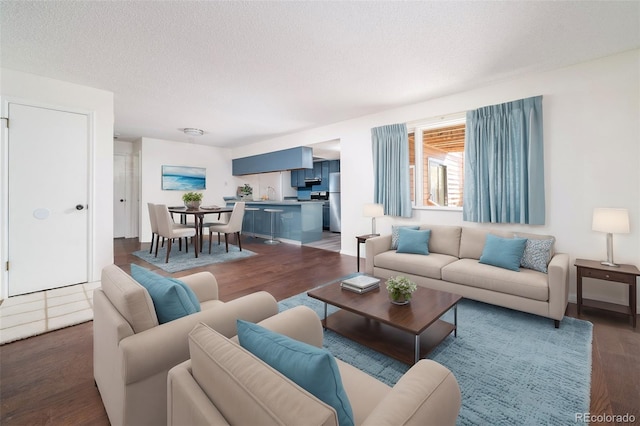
xmin=0 ymin=97 xmax=95 ymax=299
xmin=113 ymin=148 xmax=140 ymax=239
xmin=114 ymin=154 xmax=127 ymax=238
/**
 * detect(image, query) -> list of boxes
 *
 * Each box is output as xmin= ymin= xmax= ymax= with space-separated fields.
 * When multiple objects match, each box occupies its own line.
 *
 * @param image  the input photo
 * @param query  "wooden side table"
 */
xmin=575 ymin=258 xmax=639 ymax=328
xmin=356 ymin=234 xmax=379 ymax=272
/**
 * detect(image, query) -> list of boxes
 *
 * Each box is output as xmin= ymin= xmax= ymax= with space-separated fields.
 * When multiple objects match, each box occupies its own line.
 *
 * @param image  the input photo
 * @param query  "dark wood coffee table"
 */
xmin=308 ymin=277 xmax=462 ymax=365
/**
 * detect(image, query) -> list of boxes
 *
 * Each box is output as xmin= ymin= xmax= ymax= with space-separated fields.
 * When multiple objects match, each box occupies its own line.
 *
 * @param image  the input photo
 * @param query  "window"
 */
xmin=408 ymin=115 xmax=465 ymax=208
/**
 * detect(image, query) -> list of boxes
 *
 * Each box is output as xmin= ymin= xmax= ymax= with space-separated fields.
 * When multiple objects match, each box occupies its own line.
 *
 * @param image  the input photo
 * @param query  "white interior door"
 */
xmin=114 ymin=154 xmax=127 ymax=238
xmin=7 ymin=103 xmax=89 ymax=296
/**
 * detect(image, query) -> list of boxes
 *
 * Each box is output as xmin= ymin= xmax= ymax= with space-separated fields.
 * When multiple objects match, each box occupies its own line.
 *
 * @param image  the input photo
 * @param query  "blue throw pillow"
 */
xmin=520 ymin=238 xmax=554 ymax=273
xmin=130 ymin=264 xmax=200 ymax=323
xmin=396 ymin=228 xmax=431 ymax=255
xmin=391 ymin=225 xmax=420 ymax=249
xmin=479 ymin=235 xmax=527 ymax=272
xmin=237 ymin=320 xmax=355 ymax=426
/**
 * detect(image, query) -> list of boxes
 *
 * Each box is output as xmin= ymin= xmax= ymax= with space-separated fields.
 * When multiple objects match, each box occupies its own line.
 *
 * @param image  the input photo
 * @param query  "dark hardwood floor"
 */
xmin=1 ymin=237 xmax=638 ymax=425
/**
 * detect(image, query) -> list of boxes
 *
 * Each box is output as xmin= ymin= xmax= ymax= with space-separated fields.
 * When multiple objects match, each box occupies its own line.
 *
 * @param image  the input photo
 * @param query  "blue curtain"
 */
xmin=463 ymin=96 xmax=545 ymax=224
xmin=372 ymin=123 xmax=412 ymax=218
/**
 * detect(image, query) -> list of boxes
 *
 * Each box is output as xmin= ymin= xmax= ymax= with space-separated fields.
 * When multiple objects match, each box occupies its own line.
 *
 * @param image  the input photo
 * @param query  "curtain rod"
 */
xmin=406 ymin=111 xmax=466 ymax=132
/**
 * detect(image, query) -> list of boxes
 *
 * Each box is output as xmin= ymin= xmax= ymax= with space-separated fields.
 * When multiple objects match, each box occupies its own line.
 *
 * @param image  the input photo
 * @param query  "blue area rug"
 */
xmin=132 ymin=243 xmax=256 ymax=273
xmin=278 ymin=293 xmax=592 ymax=425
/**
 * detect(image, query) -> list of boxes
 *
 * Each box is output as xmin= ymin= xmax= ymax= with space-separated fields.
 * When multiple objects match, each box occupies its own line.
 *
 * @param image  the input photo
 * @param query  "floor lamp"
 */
xmin=592 ymin=208 xmax=630 ymax=267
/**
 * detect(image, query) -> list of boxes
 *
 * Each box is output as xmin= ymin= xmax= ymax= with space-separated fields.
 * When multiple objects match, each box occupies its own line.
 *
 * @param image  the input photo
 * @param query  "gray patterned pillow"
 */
xmin=391 ymin=225 xmax=420 ymax=249
xmin=520 ymin=238 xmax=554 ymax=273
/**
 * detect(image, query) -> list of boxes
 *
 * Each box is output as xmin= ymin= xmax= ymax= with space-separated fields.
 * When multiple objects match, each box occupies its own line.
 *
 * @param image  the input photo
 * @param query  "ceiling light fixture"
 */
xmin=183 ymin=128 xmax=204 ymax=137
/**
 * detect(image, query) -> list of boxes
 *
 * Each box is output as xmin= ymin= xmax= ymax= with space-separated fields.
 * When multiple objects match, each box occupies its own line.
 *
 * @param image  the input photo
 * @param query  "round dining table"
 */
xmin=168 ymin=206 xmax=233 ymax=252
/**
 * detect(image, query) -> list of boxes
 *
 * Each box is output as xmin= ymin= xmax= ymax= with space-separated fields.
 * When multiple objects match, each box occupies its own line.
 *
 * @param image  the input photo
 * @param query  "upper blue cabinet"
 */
xmin=232 ymin=146 xmax=313 ymax=176
xmin=290 ymin=159 xmax=340 ymax=189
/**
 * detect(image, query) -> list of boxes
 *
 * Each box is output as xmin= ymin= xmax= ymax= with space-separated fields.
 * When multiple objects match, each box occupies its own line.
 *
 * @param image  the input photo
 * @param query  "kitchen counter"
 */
xmin=246 ymin=200 xmax=325 ymax=205
xmin=226 ymin=200 xmax=323 ymax=243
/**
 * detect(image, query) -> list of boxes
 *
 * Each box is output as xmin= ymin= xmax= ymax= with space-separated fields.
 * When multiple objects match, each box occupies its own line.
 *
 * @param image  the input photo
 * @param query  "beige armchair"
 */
xmin=167 ymin=306 xmax=461 ymax=426
xmin=93 ymin=264 xmax=279 ymax=426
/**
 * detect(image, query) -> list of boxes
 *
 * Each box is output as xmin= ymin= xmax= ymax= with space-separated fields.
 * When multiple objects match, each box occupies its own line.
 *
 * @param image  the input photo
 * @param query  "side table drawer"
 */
xmin=582 ymin=268 xmax=629 ymax=283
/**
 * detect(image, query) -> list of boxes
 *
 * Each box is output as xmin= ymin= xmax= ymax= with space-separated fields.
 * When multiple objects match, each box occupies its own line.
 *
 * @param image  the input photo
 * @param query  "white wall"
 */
xmin=137 ymin=138 xmax=297 ymax=243
xmin=137 ymin=137 xmax=292 ymax=240
xmin=232 ymin=50 xmax=640 ymax=307
xmin=0 ymin=69 xmax=114 ymax=293
xmin=138 ymin=137 xmax=233 ymax=242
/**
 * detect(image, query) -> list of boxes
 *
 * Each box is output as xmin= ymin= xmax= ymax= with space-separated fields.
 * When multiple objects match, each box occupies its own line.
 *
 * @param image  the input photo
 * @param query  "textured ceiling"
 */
xmin=1 ymin=1 xmax=639 ymax=148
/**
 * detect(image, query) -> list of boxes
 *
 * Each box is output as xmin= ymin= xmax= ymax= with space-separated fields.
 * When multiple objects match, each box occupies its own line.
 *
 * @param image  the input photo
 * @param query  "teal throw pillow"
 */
xmin=391 ymin=225 xmax=420 ymax=249
xmin=520 ymin=238 xmax=554 ymax=273
xmin=479 ymin=235 xmax=527 ymax=272
xmin=237 ymin=320 xmax=355 ymax=426
xmin=130 ymin=264 xmax=200 ymax=324
xmin=396 ymin=228 xmax=431 ymax=255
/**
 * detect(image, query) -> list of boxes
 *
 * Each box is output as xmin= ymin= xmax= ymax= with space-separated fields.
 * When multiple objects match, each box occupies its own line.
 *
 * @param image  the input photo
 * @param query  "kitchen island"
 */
xmin=225 ymin=200 xmax=324 ymax=244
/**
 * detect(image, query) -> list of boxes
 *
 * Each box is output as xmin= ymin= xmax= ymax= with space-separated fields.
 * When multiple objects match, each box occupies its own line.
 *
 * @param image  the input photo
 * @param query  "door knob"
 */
xmin=120 ymin=199 xmax=125 ymax=202
xmin=76 ymin=204 xmax=85 ymax=210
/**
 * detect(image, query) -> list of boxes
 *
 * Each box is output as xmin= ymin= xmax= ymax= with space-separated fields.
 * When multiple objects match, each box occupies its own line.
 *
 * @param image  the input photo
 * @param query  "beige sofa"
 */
xmin=167 ymin=305 xmax=462 ymax=426
xmin=366 ymin=225 xmax=569 ymax=327
xmin=93 ymin=264 xmax=279 ymax=426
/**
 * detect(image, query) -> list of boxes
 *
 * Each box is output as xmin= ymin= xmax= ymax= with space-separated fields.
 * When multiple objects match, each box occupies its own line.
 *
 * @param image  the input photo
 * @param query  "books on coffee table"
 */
xmin=340 ymin=275 xmax=380 ymax=294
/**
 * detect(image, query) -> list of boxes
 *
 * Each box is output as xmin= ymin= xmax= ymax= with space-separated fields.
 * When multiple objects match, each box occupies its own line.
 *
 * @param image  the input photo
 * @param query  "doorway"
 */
xmin=6 ymin=103 xmax=90 ymax=296
xmin=114 ymin=154 xmax=127 ymax=238
xmin=113 ymin=150 xmax=139 ymax=239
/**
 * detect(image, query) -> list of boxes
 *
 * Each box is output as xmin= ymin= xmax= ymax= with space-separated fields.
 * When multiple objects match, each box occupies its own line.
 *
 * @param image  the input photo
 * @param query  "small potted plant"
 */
xmin=386 ymin=276 xmax=417 ymax=305
xmin=182 ymin=192 xmax=203 ymax=210
xmin=238 ymin=184 xmax=253 ymax=200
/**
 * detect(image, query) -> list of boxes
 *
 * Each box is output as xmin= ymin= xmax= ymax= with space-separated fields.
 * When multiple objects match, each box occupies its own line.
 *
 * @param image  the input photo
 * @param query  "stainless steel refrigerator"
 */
xmin=329 ymin=172 xmax=341 ymax=232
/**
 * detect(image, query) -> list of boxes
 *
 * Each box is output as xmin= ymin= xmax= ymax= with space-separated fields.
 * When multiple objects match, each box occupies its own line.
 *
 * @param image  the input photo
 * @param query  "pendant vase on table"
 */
xmin=389 ymin=294 xmax=410 ymax=305
xmin=185 ymin=201 xmax=201 ymax=210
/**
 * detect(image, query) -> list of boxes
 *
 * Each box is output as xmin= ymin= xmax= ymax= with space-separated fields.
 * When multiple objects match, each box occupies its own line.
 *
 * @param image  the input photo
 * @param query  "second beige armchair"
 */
xmin=168 ymin=306 xmax=462 ymax=426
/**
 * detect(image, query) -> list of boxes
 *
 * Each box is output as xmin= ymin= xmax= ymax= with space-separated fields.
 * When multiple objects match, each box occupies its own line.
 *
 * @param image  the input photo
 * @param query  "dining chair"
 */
xmin=202 ymin=210 xmax=231 ymax=248
xmin=154 ymin=204 xmax=198 ymax=263
xmin=150 ymin=203 xmax=195 ymax=257
xmin=147 ymin=202 xmax=163 ymax=254
xmin=209 ymin=202 xmax=246 ymax=253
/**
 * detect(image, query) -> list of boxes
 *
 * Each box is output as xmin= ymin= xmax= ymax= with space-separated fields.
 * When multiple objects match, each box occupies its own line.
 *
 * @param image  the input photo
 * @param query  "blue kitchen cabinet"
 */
xmin=290 ymin=169 xmax=310 ymax=188
xmin=304 ymin=167 xmax=314 ymax=179
xmin=322 ymin=202 xmax=330 ymax=229
xmin=228 ymin=201 xmax=323 ymax=243
xmin=233 ymin=146 xmax=313 ymax=175
xmin=317 ymin=161 xmax=330 ymax=191
xmin=303 ymin=162 xmax=322 ymax=180
xmin=290 ymin=169 xmax=301 ymax=187
xmin=292 ymin=160 xmax=338 ymax=190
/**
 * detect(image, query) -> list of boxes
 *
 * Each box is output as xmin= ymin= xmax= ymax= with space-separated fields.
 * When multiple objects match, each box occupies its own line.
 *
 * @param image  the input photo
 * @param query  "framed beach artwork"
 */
xmin=161 ymin=165 xmax=206 ymax=190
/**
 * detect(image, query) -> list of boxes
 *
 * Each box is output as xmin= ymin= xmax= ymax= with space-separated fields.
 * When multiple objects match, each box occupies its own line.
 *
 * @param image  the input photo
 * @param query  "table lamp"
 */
xmin=592 ymin=208 xmax=630 ymax=267
xmin=363 ymin=203 xmax=384 ymax=235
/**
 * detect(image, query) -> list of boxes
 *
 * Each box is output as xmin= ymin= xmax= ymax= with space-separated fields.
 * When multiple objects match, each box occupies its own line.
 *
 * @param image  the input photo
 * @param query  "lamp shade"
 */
xmin=363 ymin=203 xmax=384 ymax=218
xmin=592 ymin=208 xmax=630 ymax=234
